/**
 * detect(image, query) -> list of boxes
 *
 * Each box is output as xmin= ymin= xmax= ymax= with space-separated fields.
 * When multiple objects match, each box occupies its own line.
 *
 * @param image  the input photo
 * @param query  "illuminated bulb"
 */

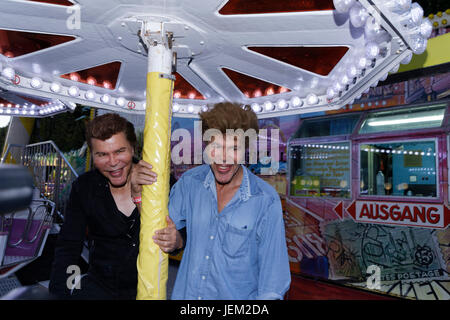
xmin=390 ymin=64 xmax=400 ymax=73
xmin=86 ymin=76 xmax=97 ymax=85
xmin=333 ymin=82 xmax=343 ymax=93
xmin=379 ymin=72 xmax=388 ymax=81
xmin=172 ymin=103 xmax=180 ymax=112
xmin=253 ymin=89 xmax=262 ymax=98
xmin=340 ymin=74 xmax=350 ymax=85
xmin=173 ymin=91 xmax=181 ymax=99
xmin=85 ymin=90 xmax=95 ymax=100
xmin=264 ymin=101 xmax=274 ymax=111
xmin=327 ymin=87 xmax=337 ymax=99
xmin=102 ymin=81 xmax=112 ymax=89
xmin=365 ymin=42 xmax=380 ymax=59
xmin=251 ymin=103 xmax=262 ymax=113
xmin=100 ymin=94 xmax=111 ymax=104
xmin=347 ymin=65 xmax=359 ymax=78
xmin=306 ymin=93 xmax=319 ymax=105
xmin=349 ymin=2 xmax=369 ymax=28
xmin=188 ymin=92 xmax=196 ymax=99
xmin=419 ymin=19 xmax=433 ymax=38
xmin=69 ymin=73 xmax=80 ymax=82
xmin=187 ymin=104 xmax=195 ymax=113
xmin=30 ymin=110 xmax=35 ymax=115
xmin=116 ymin=97 xmax=126 ymax=107
xmin=410 ymin=35 xmax=427 ymax=54
xmin=409 ymin=3 xmax=424 ymax=26
xmin=277 ymin=99 xmax=288 ymax=110
xmin=384 ymin=0 xmax=411 ymax=14
xmin=50 ymin=82 xmax=61 ymax=93
xmin=30 ymin=77 xmax=43 ymax=89
xmin=201 ymin=105 xmax=209 ymax=112
xmin=1 ymin=67 xmax=15 ymax=80
xmin=357 ymin=56 xmax=369 ymax=70
xmin=401 ymin=51 xmax=413 ymax=64
xmin=290 ymin=96 xmax=303 ymax=108
xmin=279 ymin=87 xmax=289 ymax=94
xmin=333 ymin=0 xmax=355 ymax=13
xmin=68 ymin=86 xmax=79 ymax=97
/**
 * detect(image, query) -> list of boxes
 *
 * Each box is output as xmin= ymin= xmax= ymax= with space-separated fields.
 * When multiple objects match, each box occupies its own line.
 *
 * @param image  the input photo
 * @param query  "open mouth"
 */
xmin=109 ymin=168 xmax=124 ymax=178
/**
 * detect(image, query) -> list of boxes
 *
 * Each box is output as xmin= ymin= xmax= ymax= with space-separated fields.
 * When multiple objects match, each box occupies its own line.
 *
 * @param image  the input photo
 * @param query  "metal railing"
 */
xmin=1 ymin=141 xmax=79 ymax=219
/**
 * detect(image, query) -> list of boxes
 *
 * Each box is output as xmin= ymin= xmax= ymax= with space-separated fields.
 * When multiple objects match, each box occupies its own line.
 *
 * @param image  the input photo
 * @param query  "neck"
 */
xmin=109 ymin=175 xmax=131 ymax=195
xmin=215 ymin=165 xmax=243 ymax=192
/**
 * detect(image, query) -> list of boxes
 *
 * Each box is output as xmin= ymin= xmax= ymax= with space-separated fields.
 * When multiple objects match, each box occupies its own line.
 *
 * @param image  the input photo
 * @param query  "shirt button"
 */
xmin=198 ymin=296 xmax=202 ymax=300
xmin=132 ymin=243 xmax=136 ymax=247
xmin=205 ymin=255 xmax=209 ymax=260
xmin=201 ymin=276 xmax=206 ymax=280
xmin=210 ymin=235 xmax=214 ymax=240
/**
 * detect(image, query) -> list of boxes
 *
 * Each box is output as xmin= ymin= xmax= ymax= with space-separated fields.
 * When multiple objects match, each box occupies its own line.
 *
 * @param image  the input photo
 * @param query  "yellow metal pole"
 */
xmin=137 ymin=25 xmax=174 ymax=300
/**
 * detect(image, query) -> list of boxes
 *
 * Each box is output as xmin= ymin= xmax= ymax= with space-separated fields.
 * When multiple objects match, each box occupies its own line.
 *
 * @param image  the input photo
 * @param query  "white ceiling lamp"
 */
xmin=100 ymin=94 xmax=111 ymax=104
xmin=276 ymin=99 xmax=288 ymax=110
xmin=333 ymin=0 xmax=355 ymax=13
xmin=290 ymin=96 xmax=303 ymax=108
xmin=251 ymin=103 xmax=262 ymax=113
xmin=172 ymin=103 xmax=180 ymax=112
xmin=1 ymin=67 xmax=15 ymax=80
xmin=349 ymin=2 xmax=369 ymax=28
xmin=50 ymin=82 xmax=62 ymax=93
xmin=30 ymin=77 xmax=43 ymax=89
xmin=68 ymin=86 xmax=79 ymax=97
xmin=116 ymin=97 xmax=126 ymax=107
xmin=263 ymin=101 xmax=274 ymax=112
xmin=306 ymin=93 xmax=319 ymax=105
xmin=187 ymin=104 xmax=195 ymax=113
xmin=85 ymin=90 xmax=96 ymax=100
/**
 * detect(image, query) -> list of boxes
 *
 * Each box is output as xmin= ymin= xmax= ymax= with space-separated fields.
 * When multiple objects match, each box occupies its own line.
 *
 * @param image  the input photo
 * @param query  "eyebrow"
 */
xmin=94 ymin=147 xmax=127 ymax=155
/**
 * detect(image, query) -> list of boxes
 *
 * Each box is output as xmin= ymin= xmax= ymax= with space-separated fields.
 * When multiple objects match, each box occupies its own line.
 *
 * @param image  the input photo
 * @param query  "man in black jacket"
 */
xmin=49 ymin=113 xmax=157 ymax=299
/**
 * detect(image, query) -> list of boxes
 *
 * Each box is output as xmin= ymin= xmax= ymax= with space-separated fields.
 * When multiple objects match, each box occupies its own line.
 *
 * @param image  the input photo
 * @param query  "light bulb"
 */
xmin=251 ymin=103 xmax=262 ymax=113
xmin=172 ymin=103 xmax=180 ymax=112
xmin=85 ymin=90 xmax=95 ymax=100
xmin=187 ymin=104 xmax=195 ymax=113
xmin=290 ymin=96 xmax=303 ymax=108
xmin=357 ymin=56 xmax=369 ymax=70
xmin=333 ymin=0 xmax=356 ymax=13
xmin=419 ymin=19 xmax=433 ymax=38
xmin=1 ymin=67 xmax=15 ymax=80
xmin=349 ymin=2 xmax=369 ymax=28
xmin=410 ymin=35 xmax=427 ymax=54
xmin=100 ymin=94 xmax=111 ymax=104
xmin=340 ymin=74 xmax=350 ymax=85
xmin=306 ymin=93 xmax=319 ymax=105
xmin=384 ymin=0 xmax=411 ymax=14
xmin=347 ymin=65 xmax=359 ymax=78
xmin=366 ymin=42 xmax=380 ymax=59
xmin=401 ymin=51 xmax=413 ymax=64
xmin=409 ymin=3 xmax=424 ymax=26
xmin=277 ymin=99 xmax=288 ymax=110
xmin=30 ymin=77 xmax=43 ymax=89
xmin=68 ymin=86 xmax=79 ymax=97
xmin=50 ymin=82 xmax=61 ymax=93
xmin=116 ymin=97 xmax=126 ymax=107
xmin=263 ymin=101 xmax=274 ymax=111
xmin=201 ymin=105 xmax=209 ymax=112
xmin=327 ymin=87 xmax=337 ymax=99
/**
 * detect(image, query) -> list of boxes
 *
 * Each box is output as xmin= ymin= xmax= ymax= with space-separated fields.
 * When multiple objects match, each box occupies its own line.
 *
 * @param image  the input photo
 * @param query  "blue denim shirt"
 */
xmin=169 ymin=165 xmax=291 ymax=300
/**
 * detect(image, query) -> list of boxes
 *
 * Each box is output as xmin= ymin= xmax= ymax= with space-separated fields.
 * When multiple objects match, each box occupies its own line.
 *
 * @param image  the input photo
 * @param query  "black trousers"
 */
xmin=69 ymin=274 xmax=136 ymax=300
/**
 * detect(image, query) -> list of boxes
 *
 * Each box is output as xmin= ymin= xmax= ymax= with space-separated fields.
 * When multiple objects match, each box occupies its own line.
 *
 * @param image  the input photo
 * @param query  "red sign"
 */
xmin=345 ymin=200 xmax=450 ymax=229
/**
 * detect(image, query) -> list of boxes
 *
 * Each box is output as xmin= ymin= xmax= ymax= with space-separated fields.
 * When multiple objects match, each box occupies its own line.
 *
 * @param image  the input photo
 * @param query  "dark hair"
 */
xmin=85 ymin=113 xmax=137 ymax=151
xmin=199 ymin=102 xmax=259 ymax=135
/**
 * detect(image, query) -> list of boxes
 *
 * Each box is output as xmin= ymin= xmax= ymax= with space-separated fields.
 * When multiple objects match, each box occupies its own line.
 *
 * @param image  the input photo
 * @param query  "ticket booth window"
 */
xmin=289 ymin=142 xmax=351 ymax=198
xmin=360 ymin=140 xmax=437 ymax=197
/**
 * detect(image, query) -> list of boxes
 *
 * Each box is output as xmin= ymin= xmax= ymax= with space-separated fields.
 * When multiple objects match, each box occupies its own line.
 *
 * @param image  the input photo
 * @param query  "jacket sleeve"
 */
xmin=49 ymin=179 xmax=87 ymax=298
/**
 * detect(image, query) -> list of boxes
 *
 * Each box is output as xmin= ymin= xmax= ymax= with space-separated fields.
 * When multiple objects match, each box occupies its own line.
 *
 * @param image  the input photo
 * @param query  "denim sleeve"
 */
xmin=256 ymin=197 xmax=291 ymax=300
xmin=168 ymin=177 xmax=187 ymax=231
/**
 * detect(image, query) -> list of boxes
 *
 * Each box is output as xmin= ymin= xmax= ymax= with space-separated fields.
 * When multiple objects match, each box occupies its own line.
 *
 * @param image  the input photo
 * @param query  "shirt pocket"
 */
xmin=222 ymin=223 xmax=251 ymax=258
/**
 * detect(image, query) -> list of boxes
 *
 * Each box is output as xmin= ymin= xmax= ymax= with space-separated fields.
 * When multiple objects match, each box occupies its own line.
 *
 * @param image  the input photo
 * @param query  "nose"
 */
xmin=108 ymin=153 xmax=119 ymax=167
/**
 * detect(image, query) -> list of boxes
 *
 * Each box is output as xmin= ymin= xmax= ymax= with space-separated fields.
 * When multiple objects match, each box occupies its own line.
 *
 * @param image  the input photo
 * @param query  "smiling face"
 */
xmin=91 ymin=131 xmax=134 ymax=188
xmin=207 ymin=134 xmax=245 ymax=186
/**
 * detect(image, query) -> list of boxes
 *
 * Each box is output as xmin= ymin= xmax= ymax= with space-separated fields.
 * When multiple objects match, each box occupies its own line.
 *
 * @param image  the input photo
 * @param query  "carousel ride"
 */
xmin=0 ymin=0 xmax=432 ymax=299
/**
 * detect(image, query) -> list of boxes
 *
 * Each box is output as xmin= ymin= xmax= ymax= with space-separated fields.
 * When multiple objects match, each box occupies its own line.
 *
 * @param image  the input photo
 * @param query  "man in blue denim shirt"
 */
xmin=146 ymin=102 xmax=291 ymax=299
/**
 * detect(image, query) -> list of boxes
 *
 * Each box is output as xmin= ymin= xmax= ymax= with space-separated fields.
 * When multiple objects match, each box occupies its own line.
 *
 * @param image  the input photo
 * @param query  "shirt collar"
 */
xmin=203 ymin=165 xmax=251 ymax=202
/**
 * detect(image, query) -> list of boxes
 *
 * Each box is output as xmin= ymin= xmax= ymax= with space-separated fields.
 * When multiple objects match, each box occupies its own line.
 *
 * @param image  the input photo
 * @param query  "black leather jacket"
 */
xmin=49 ymin=169 xmax=141 ymax=299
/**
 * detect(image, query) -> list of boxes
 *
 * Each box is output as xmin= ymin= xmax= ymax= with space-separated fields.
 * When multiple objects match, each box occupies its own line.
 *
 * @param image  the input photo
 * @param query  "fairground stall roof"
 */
xmin=0 ymin=0 xmax=433 ymax=119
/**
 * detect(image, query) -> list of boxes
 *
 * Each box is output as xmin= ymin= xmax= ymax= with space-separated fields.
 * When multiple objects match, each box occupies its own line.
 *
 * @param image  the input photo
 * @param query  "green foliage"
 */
xmin=30 ymin=106 xmax=91 ymax=152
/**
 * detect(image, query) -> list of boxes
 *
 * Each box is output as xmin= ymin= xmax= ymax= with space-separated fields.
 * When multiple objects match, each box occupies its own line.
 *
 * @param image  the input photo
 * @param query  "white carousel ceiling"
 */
xmin=0 ymin=0 xmax=431 ymax=118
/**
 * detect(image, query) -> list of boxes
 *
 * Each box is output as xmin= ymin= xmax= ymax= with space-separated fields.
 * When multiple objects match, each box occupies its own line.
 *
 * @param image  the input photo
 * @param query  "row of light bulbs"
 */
xmin=292 ymin=144 xmax=350 ymax=150
xmin=327 ymin=0 xmax=431 ymax=104
xmin=362 ymin=148 xmax=436 ymax=157
xmin=0 ymin=101 xmax=67 ymax=116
